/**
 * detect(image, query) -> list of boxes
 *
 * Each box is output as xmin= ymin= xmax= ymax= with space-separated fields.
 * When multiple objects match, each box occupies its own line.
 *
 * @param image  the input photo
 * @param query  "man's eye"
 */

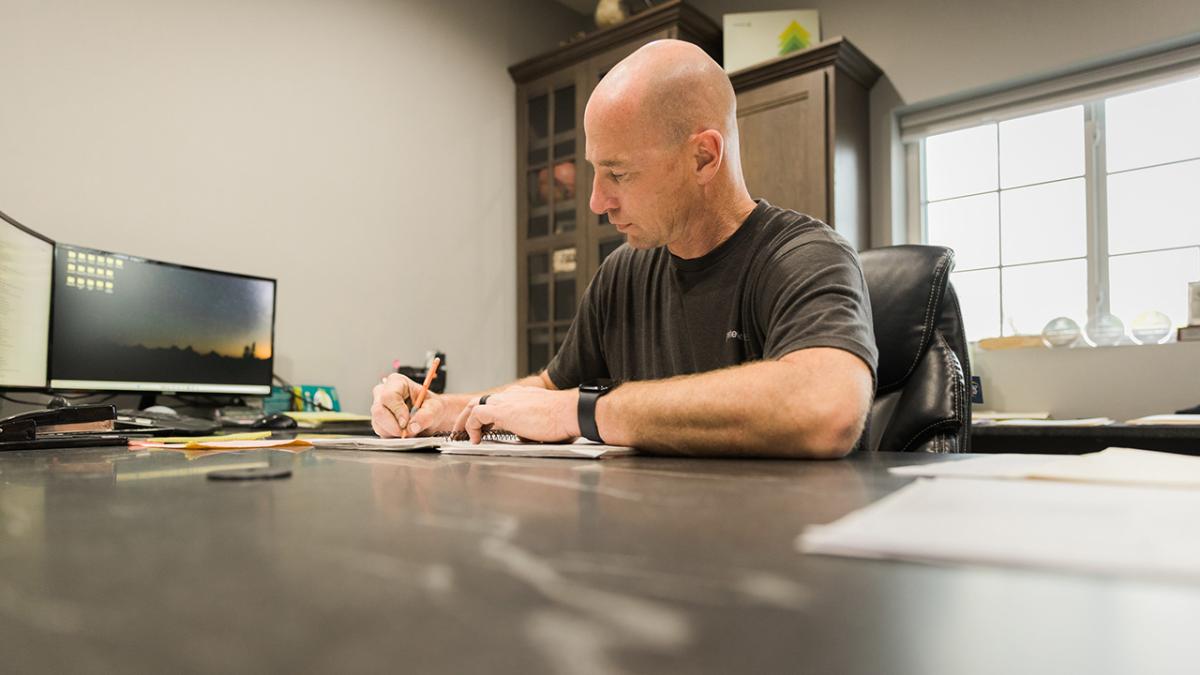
xmin=610 ymin=173 xmax=626 ymax=183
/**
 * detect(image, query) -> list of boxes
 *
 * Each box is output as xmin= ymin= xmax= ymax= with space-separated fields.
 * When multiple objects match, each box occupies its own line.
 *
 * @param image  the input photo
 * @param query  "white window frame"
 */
xmin=897 ymin=33 xmax=1200 ymax=338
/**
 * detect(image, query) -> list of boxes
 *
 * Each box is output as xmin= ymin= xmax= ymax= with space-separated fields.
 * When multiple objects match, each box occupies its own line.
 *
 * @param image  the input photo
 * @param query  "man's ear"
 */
xmin=692 ymin=129 xmax=724 ymax=184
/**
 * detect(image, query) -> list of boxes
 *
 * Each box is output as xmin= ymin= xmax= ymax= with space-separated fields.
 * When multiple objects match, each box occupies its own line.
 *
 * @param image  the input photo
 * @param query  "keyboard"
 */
xmin=116 ymin=409 xmax=220 ymax=436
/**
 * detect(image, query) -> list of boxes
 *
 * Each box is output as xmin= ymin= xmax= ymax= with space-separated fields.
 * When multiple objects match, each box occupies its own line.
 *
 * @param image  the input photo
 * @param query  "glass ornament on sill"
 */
xmin=1041 ymin=317 xmax=1081 ymax=348
xmin=1084 ymin=313 xmax=1125 ymax=347
xmin=1130 ymin=310 xmax=1173 ymax=345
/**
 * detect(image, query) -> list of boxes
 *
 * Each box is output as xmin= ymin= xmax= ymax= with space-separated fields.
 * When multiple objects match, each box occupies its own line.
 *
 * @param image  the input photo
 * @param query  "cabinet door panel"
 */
xmin=736 ymin=70 xmax=827 ymax=221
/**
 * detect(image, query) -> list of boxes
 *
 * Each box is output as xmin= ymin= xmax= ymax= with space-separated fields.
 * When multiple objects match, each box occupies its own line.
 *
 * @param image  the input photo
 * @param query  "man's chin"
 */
xmin=621 ymin=232 xmax=658 ymax=250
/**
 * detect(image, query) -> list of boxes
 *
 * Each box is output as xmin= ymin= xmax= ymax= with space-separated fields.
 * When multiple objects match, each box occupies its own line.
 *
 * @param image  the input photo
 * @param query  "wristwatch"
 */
xmin=577 ymin=381 xmax=616 ymax=443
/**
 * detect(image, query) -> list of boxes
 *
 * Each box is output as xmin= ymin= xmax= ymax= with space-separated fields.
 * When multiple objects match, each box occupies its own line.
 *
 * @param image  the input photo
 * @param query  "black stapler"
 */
xmin=0 ymin=404 xmax=127 ymax=451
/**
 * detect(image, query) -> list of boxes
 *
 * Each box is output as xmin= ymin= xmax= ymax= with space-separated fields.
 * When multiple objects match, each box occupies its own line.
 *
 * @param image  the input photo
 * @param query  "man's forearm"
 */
xmin=592 ymin=356 xmax=870 ymax=458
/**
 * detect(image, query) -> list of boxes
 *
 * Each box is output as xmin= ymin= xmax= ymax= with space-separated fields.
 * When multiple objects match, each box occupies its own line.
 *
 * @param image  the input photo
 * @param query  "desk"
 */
xmin=2 ymin=447 xmax=1198 ymax=674
xmin=972 ymin=423 xmax=1200 ymax=454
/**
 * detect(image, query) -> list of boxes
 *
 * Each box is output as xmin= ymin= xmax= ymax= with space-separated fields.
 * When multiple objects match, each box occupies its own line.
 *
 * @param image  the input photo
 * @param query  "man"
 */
xmin=372 ymin=40 xmax=876 ymax=458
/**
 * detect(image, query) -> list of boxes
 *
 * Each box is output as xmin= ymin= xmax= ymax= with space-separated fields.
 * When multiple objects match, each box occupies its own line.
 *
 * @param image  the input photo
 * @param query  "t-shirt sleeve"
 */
xmin=756 ymin=240 xmax=878 ymax=379
xmin=545 ymin=269 xmax=611 ymax=389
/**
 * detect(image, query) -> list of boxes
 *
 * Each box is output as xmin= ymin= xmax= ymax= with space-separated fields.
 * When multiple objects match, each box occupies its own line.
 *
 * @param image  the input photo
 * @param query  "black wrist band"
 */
xmin=577 ymin=382 xmax=614 ymax=444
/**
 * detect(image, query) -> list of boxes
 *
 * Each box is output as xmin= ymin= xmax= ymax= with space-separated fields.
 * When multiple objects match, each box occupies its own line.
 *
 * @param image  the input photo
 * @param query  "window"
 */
xmin=918 ymin=74 xmax=1200 ymax=342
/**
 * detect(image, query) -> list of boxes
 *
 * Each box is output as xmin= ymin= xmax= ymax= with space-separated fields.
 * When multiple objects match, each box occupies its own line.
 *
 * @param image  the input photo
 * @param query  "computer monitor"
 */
xmin=49 ymin=244 xmax=276 ymax=396
xmin=0 ymin=210 xmax=54 ymax=389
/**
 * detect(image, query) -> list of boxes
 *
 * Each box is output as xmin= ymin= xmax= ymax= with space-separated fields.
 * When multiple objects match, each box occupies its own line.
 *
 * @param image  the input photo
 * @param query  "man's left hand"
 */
xmin=453 ymin=387 xmax=581 ymax=443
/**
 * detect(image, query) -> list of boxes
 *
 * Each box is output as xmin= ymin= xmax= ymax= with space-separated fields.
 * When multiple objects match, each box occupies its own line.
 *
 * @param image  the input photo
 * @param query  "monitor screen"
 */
xmin=49 ymin=245 xmax=276 ymax=395
xmin=0 ymin=211 xmax=54 ymax=389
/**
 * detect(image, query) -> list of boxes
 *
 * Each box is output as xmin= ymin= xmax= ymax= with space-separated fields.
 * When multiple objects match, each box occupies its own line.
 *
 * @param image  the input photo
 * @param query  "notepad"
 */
xmin=308 ymin=435 xmax=634 ymax=459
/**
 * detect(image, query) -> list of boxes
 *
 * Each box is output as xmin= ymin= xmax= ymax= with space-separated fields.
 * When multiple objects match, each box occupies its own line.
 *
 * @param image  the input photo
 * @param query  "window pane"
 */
xmin=1001 ymin=260 xmax=1087 ymax=336
xmin=1000 ymin=178 xmax=1086 ymax=265
xmin=1106 ymin=75 xmax=1200 ymax=173
xmin=951 ymin=269 xmax=1000 ymax=341
xmin=925 ymin=124 xmax=998 ymax=201
xmin=1107 ymin=159 xmax=1200 ymax=255
xmin=999 ymin=106 xmax=1084 ymax=188
xmin=927 ymin=193 xmax=999 ymax=270
xmin=1109 ymin=248 xmax=1200 ymax=329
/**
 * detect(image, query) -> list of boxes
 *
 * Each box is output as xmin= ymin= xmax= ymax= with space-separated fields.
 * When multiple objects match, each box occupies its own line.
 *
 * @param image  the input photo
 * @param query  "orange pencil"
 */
xmin=401 ymin=357 xmax=440 ymax=439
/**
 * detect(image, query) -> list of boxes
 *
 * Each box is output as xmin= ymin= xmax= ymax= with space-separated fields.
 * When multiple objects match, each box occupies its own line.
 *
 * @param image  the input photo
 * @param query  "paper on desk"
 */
xmin=308 ymin=436 xmax=441 ymax=451
xmin=891 ymin=448 xmax=1200 ymax=489
xmin=1125 ymin=414 xmax=1200 ymax=426
xmin=799 ymin=478 xmax=1200 ymax=581
xmin=991 ymin=417 xmax=1115 ymax=426
xmin=440 ymin=438 xmax=635 ymax=459
xmin=973 ymin=410 xmax=1051 ymax=422
xmin=143 ymin=431 xmax=273 ymax=444
xmin=132 ymin=438 xmax=312 ymax=450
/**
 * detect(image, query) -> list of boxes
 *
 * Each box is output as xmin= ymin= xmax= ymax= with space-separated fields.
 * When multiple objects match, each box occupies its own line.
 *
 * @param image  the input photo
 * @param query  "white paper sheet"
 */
xmin=800 ymin=478 xmax=1200 ymax=581
xmin=890 ymin=448 xmax=1200 ymax=489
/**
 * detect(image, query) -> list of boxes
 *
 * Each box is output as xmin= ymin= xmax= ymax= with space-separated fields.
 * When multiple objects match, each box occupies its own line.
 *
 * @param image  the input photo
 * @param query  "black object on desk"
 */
xmin=972 ymin=422 xmax=1200 ymax=454
xmin=0 ymin=403 xmax=129 ymax=451
xmin=250 ymin=413 xmax=298 ymax=430
xmin=115 ymin=408 xmax=220 ymax=436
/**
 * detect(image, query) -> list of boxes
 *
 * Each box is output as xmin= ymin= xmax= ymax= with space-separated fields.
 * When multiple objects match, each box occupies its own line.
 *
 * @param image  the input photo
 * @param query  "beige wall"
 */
xmin=0 ymin=0 xmax=586 ymax=414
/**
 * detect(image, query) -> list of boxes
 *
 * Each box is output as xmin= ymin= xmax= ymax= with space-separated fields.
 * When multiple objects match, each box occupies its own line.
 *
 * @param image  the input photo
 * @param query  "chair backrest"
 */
xmin=859 ymin=245 xmax=971 ymax=453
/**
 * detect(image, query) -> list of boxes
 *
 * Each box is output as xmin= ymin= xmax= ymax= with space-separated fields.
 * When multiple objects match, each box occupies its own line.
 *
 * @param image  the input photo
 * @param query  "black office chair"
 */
xmin=859 ymin=245 xmax=971 ymax=453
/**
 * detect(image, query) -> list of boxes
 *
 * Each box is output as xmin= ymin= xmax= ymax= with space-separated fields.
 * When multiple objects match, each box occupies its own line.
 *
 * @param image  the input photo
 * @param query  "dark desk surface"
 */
xmin=972 ymin=422 xmax=1200 ymax=454
xmin=2 ymin=447 xmax=1198 ymax=674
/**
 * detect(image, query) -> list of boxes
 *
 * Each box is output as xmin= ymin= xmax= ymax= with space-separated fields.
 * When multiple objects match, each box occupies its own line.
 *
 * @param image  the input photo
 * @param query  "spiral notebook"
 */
xmin=308 ymin=433 xmax=634 ymax=459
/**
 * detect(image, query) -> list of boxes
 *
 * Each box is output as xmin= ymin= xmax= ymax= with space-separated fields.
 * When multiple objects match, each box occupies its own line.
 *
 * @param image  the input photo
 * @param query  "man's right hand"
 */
xmin=371 ymin=373 xmax=458 ymax=438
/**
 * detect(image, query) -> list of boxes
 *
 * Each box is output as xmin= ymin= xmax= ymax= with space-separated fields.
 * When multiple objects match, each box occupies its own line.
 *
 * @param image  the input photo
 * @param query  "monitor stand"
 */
xmin=137 ymin=393 xmax=159 ymax=411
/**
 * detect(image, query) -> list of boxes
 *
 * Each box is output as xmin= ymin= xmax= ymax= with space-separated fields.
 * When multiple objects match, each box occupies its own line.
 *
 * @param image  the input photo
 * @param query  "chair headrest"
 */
xmin=858 ymin=245 xmax=955 ymax=392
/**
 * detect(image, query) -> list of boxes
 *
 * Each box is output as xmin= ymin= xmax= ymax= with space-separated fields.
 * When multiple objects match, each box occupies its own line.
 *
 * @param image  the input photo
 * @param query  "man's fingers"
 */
xmin=407 ymin=403 xmax=440 ymax=437
xmin=372 ymin=380 xmax=415 ymax=437
xmin=465 ymin=404 xmax=499 ymax=444
xmin=370 ymin=402 xmax=403 ymax=438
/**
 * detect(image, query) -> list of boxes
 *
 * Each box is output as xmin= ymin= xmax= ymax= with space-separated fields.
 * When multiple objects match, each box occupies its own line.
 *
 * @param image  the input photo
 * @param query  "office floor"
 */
xmin=2 ymin=447 xmax=1198 ymax=674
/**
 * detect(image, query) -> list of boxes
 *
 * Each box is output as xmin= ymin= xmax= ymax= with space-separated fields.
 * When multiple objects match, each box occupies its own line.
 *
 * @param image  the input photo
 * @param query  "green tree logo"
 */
xmin=778 ymin=20 xmax=812 ymax=56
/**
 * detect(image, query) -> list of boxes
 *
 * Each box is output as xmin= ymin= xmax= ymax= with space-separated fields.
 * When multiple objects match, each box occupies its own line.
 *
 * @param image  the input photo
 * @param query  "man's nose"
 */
xmin=589 ymin=172 xmax=612 ymax=215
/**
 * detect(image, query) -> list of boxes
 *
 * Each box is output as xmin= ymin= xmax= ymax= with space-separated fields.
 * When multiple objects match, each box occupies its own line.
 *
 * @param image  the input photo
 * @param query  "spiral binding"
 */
xmin=440 ymin=430 xmax=521 ymax=443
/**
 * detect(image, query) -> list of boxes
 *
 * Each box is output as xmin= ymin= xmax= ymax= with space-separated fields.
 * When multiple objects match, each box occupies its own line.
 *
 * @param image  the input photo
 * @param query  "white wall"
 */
xmin=0 ymin=0 xmax=586 ymax=414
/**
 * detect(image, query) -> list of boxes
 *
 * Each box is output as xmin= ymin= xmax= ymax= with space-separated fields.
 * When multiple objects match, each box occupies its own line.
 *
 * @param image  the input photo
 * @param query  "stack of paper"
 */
xmin=799 ymin=477 xmax=1200 ymax=581
xmin=801 ymin=448 xmax=1200 ymax=579
xmin=990 ymin=417 xmax=1114 ymax=427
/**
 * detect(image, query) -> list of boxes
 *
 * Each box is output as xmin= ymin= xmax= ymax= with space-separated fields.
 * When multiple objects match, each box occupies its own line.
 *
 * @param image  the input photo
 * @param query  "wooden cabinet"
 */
xmin=730 ymin=38 xmax=882 ymax=251
xmin=508 ymin=1 xmax=720 ymax=376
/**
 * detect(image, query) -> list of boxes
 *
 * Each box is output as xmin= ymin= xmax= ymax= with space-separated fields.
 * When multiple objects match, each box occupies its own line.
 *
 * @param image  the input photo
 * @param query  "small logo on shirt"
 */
xmin=725 ymin=329 xmax=748 ymax=342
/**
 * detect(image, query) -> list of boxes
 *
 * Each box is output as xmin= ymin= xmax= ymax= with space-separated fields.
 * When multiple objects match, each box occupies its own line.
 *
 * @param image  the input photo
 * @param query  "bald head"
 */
xmin=586 ymin=40 xmax=737 ymax=147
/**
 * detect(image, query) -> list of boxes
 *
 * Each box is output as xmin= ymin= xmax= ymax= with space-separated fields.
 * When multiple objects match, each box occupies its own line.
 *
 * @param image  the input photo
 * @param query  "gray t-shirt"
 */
xmin=546 ymin=200 xmax=877 ymax=388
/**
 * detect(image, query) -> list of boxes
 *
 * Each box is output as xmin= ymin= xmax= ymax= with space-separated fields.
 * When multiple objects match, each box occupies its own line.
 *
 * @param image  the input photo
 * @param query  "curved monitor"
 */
xmin=0 ymin=210 xmax=54 ymax=389
xmin=49 ymin=244 xmax=276 ymax=395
